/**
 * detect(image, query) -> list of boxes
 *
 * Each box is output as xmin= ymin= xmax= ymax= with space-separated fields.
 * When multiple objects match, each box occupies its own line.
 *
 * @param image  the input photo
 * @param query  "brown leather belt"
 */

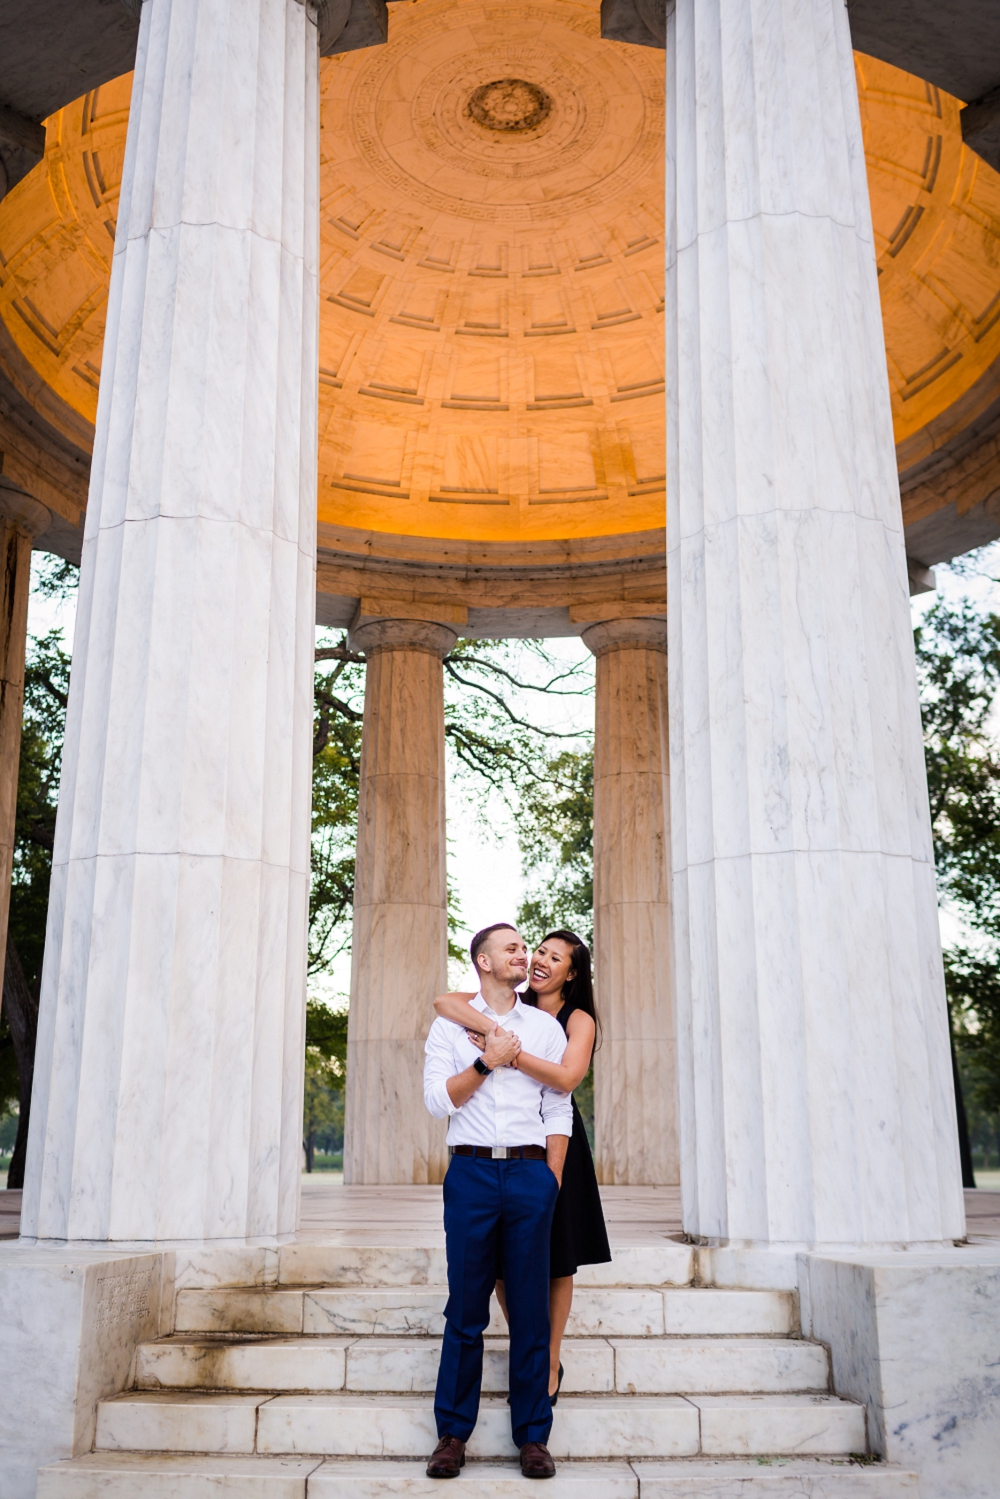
xmin=449 ymin=1144 xmax=547 ymax=1160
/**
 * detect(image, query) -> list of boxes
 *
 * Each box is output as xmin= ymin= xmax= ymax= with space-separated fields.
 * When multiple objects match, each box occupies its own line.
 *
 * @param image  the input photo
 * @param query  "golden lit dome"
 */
xmin=1 ymin=0 xmax=999 ymax=560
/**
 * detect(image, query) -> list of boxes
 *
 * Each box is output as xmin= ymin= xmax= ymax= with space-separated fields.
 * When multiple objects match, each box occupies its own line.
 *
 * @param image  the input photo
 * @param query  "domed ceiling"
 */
xmin=0 ymin=0 xmax=999 ymax=564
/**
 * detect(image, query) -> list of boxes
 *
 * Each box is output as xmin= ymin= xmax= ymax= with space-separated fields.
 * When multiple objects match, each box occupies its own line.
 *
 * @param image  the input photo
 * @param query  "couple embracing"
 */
xmin=422 ymin=921 xmax=610 ymax=1480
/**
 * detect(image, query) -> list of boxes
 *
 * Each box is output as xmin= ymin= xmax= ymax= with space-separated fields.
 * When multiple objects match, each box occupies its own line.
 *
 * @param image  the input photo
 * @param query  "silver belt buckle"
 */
xmin=492 ymin=1146 xmax=506 ymax=1159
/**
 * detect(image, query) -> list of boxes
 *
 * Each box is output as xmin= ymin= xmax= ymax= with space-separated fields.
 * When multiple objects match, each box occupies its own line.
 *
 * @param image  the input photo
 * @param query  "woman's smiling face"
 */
xmin=529 ymin=937 xmax=575 ymax=997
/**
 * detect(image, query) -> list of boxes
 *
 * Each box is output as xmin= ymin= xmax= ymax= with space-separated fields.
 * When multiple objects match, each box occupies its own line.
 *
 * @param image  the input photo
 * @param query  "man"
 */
xmin=423 ymin=922 xmax=572 ymax=1480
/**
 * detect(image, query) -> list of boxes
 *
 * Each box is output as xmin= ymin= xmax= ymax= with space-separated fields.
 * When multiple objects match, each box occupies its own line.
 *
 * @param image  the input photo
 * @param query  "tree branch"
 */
xmin=443 ymin=662 xmax=584 ymax=738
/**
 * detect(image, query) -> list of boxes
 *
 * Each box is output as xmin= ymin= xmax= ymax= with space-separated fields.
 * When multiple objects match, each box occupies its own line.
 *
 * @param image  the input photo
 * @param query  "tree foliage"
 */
xmin=517 ymin=748 xmax=594 ymax=945
xmin=0 ymin=616 xmax=71 ymax=1149
xmin=310 ymin=646 xmax=364 ymax=975
xmin=915 ymin=589 xmax=1000 ymax=1168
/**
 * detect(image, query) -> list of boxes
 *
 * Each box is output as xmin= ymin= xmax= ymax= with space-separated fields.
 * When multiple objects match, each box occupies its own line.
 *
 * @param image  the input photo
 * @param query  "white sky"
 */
xmin=27 ymin=543 xmax=1000 ymax=1004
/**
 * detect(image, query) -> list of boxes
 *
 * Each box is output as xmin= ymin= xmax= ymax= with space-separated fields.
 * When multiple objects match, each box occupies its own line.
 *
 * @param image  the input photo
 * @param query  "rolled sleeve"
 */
xmin=424 ymin=1019 xmax=460 ymax=1119
xmin=539 ymin=1085 xmax=573 ymax=1137
xmin=539 ymin=1012 xmax=573 ymax=1135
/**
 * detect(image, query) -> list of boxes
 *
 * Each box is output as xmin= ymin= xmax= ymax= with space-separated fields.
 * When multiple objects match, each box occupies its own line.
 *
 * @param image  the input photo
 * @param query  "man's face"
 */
xmin=480 ymin=929 xmax=529 ymax=984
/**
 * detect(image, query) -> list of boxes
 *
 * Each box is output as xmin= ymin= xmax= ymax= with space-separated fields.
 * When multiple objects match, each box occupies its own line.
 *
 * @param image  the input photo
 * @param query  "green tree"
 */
xmin=516 ymin=747 xmax=594 ymax=945
xmin=914 ymin=589 xmax=1000 ymax=1177
xmin=1 ymin=583 xmax=72 ymax=1185
xmin=310 ymin=644 xmax=365 ymax=974
xmin=303 ymin=1048 xmax=344 ymax=1172
xmin=302 ymin=999 xmax=349 ymax=1170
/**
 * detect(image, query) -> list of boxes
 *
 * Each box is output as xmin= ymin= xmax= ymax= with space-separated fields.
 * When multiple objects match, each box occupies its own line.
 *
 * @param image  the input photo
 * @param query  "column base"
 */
xmin=799 ymin=1244 xmax=1000 ymax=1499
xmin=0 ymin=1243 xmax=166 ymax=1499
xmin=0 ymin=1238 xmax=292 ymax=1498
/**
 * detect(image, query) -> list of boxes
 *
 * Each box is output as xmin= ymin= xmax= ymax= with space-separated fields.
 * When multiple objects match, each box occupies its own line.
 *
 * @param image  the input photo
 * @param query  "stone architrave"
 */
xmin=0 ymin=477 xmax=49 ymax=990
xmin=344 ymin=617 xmax=456 ymax=1185
xmin=21 ymin=0 xmax=320 ymax=1243
xmin=666 ymin=0 xmax=965 ymax=1250
xmin=583 ymin=617 xmax=677 ymax=1187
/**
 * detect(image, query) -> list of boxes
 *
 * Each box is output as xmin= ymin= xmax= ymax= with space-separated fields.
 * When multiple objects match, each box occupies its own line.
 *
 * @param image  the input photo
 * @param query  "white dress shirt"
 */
xmin=424 ymin=993 xmax=573 ymax=1147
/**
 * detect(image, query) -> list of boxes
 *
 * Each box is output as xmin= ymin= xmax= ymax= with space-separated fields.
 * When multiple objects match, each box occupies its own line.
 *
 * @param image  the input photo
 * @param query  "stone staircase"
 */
xmin=37 ymin=1242 xmax=920 ymax=1496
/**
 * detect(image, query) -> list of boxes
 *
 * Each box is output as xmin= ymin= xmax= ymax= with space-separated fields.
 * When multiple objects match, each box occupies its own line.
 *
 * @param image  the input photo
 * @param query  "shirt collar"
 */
xmin=472 ymin=990 xmax=527 ymax=1021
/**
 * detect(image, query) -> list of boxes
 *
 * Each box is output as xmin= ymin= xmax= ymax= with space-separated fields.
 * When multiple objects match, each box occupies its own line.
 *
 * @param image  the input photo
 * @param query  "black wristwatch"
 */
xmin=473 ymin=1057 xmax=492 ymax=1076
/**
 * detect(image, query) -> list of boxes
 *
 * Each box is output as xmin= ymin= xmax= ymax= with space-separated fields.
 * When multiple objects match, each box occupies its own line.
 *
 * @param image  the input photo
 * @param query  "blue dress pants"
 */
xmin=434 ymin=1153 xmax=559 ymax=1449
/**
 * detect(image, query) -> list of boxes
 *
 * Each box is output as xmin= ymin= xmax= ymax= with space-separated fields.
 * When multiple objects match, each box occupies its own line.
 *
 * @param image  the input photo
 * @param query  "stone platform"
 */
xmin=5 ymin=1180 xmax=1000 ymax=1244
xmin=4 ymin=1186 xmax=999 ymax=1497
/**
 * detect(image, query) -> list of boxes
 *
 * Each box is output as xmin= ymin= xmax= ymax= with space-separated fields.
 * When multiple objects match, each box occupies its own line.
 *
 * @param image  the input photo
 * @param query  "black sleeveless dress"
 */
xmin=497 ymin=998 xmax=612 ymax=1280
xmin=547 ymin=999 xmax=612 ymax=1278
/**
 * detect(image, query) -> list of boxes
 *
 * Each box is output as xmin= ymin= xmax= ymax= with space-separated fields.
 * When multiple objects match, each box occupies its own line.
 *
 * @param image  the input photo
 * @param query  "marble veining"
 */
xmin=665 ymin=0 xmax=965 ymax=1250
xmin=20 ymin=0 xmax=320 ymax=1244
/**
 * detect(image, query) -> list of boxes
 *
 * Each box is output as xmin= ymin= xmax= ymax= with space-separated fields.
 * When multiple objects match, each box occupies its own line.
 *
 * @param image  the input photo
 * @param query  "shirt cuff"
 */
xmin=426 ymin=1079 xmax=459 ymax=1118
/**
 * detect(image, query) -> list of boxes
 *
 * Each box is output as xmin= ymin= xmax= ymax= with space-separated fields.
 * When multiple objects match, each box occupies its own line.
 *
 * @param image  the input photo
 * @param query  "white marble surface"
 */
xmin=21 ymin=0 xmax=320 ymax=1244
xmin=343 ymin=619 xmax=456 ymax=1185
xmin=564 ymin=1288 xmax=666 ymax=1336
xmin=36 ymin=1453 xmax=921 ymax=1499
xmin=692 ymin=1396 xmax=866 ymax=1457
xmin=585 ymin=619 xmax=677 ymax=1188
xmin=37 ymin=1452 xmax=322 ymax=1499
xmin=0 ymin=1245 xmax=164 ymax=1499
xmin=279 ymin=1244 xmax=448 ymax=1287
xmin=175 ymin=1287 xmax=305 ymax=1335
xmin=96 ymin=1392 xmax=263 ymax=1454
xmin=633 ymin=1460 xmax=919 ymax=1496
xmin=574 ymin=1243 xmax=692 ymax=1285
xmin=800 ymin=1246 xmax=1000 ymax=1497
xmin=660 ymin=1288 xmax=793 ymax=1334
xmin=137 ymin=1337 xmax=351 ymax=1392
xmin=612 ymin=1337 xmax=828 ymax=1395
xmin=255 ymin=1393 xmax=702 ymax=1458
xmin=169 ymin=1247 xmax=281 ymax=1294
xmin=308 ymin=1461 xmax=640 ymax=1497
xmin=666 ymin=0 xmax=965 ymax=1249
xmin=303 ymin=1287 xmax=453 ymax=1337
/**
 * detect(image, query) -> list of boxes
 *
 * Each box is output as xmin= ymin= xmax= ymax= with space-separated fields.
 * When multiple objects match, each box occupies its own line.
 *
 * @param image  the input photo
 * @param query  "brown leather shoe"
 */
xmin=520 ymin=1441 xmax=556 ymax=1478
xmin=426 ymin=1435 xmax=466 ymax=1478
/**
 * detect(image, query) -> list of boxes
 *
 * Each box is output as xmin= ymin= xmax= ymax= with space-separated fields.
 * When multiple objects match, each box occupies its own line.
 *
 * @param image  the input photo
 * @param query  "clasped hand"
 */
xmin=473 ymin=1023 xmax=521 ymax=1069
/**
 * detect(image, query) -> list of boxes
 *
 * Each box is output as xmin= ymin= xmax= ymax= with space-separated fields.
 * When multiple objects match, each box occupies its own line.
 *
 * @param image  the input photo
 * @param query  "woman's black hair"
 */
xmin=523 ymin=930 xmax=602 ymax=1049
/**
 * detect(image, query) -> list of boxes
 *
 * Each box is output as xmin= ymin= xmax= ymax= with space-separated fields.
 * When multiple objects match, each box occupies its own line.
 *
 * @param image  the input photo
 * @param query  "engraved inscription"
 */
xmin=93 ymin=1269 xmax=154 ymax=1330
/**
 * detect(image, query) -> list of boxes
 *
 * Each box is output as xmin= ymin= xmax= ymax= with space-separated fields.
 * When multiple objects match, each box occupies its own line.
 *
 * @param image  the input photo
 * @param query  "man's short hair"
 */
xmin=470 ymin=922 xmax=517 ymax=970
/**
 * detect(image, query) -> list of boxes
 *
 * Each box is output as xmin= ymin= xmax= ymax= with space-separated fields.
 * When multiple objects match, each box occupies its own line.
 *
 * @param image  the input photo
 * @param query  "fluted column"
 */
xmin=584 ymin=617 xmax=676 ymax=1187
xmin=667 ymin=0 xmax=964 ymax=1248
xmin=22 ymin=0 xmax=319 ymax=1243
xmin=0 ymin=478 xmax=50 ymax=994
xmin=344 ymin=617 xmax=456 ymax=1184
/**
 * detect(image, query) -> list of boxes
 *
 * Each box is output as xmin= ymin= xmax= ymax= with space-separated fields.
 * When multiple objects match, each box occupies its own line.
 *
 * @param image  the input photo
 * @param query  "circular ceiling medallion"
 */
xmin=467 ymin=78 xmax=552 ymax=133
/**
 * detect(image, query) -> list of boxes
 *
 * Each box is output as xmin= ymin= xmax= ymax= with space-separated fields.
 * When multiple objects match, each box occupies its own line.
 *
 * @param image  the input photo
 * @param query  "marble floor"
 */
xmin=2 ymin=1181 xmax=998 ymax=1242
xmin=298 ymin=1180 xmax=684 ymax=1245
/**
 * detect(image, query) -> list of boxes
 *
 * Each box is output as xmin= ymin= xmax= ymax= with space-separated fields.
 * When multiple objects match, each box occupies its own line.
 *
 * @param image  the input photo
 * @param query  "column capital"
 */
xmin=0 ymin=474 xmax=50 ymax=538
xmin=581 ymin=616 xmax=666 ymax=657
xmin=348 ymin=617 xmax=458 ymax=659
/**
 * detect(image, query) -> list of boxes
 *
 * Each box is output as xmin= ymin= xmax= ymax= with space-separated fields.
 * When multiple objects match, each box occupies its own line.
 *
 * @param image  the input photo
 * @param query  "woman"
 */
xmin=433 ymin=929 xmax=611 ymax=1402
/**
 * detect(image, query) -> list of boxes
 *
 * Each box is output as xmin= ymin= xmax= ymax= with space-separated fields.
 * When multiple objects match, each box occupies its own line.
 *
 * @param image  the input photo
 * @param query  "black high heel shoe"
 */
xmin=507 ymin=1362 xmax=565 ymax=1406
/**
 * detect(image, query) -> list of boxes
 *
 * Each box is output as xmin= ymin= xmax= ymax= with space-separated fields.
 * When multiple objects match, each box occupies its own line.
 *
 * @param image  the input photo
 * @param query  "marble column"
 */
xmin=0 ymin=477 xmax=50 ymax=991
xmin=667 ymin=0 xmax=965 ymax=1249
xmin=344 ymin=618 xmax=455 ymax=1185
xmin=21 ymin=0 xmax=319 ymax=1243
xmin=584 ymin=617 xmax=677 ymax=1187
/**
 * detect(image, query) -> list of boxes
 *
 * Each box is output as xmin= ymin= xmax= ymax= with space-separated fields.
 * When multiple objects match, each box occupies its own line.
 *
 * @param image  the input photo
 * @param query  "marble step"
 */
xmin=36 ymin=1452 xmax=921 ymax=1498
xmin=173 ymin=1286 xmax=795 ymax=1339
xmin=275 ymin=1242 xmax=694 ymax=1289
xmin=95 ymin=1391 xmax=867 ymax=1459
xmin=136 ymin=1333 xmax=828 ymax=1395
